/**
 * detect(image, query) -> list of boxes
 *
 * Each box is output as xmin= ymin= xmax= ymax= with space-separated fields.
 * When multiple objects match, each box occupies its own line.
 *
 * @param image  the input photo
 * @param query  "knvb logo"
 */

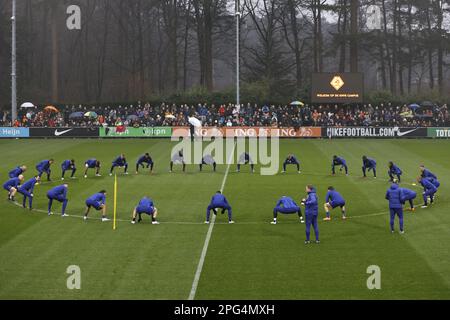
xmin=330 ymin=75 xmax=344 ymax=91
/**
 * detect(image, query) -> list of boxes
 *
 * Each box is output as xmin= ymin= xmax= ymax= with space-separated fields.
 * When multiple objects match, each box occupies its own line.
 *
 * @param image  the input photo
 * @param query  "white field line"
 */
xmin=187 ymin=141 xmax=236 ymax=300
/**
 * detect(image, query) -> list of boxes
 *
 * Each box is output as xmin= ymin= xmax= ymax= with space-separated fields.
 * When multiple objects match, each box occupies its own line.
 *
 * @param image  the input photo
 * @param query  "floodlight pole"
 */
xmin=235 ymin=0 xmax=240 ymax=108
xmin=11 ymin=0 xmax=17 ymax=122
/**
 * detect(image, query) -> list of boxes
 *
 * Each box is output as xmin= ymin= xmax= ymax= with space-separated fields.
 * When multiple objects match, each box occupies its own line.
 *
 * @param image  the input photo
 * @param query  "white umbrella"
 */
xmin=20 ymin=102 xmax=35 ymax=108
xmin=188 ymin=117 xmax=202 ymax=127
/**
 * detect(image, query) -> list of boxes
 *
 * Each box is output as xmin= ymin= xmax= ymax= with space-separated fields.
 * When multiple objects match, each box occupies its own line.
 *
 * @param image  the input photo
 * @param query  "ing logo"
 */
xmin=330 ymin=76 xmax=344 ymax=91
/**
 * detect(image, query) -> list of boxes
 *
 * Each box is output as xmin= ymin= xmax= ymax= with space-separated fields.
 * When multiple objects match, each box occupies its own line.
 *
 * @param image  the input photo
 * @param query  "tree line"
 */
xmin=0 ymin=0 xmax=448 ymax=108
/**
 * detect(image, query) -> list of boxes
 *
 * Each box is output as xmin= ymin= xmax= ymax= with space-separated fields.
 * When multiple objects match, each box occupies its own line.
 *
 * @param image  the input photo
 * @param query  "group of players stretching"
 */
xmin=3 ymin=152 xmax=441 ymax=242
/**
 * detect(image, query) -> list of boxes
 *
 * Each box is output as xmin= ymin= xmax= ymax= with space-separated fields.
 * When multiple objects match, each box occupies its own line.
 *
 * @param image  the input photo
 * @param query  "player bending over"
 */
xmin=281 ymin=154 xmax=300 ymax=173
xmin=418 ymin=176 xmax=437 ymax=208
xmin=61 ymin=159 xmax=76 ymax=180
xmin=84 ymin=190 xmax=109 ymax=222
xmin=398 ymin=184 xmax=417 ymax=211
xmin=9 ymin=165 xmax=26 ymax=178
xmin=237 ymin=152 xmax=254 ymax=173
xmin=420 ymin=165 xmax=437 ymax=180
xmin=424 ymin=176 xmax=440 ymax=190
xmin=301 ymin=185 xmax=319 ymax=244
xmin=3 ymin=175 xmax=24 ymax=201
xmin=18 ymin=176 xmax=40 ymax=210
xmin=36 ymin=159 xmax=54 ymax=181
xmin=362 ymin=156 xmax=376 ymax=178
xmin=170 ymin=150 xmax=186 ymax=172
xmin=206 ymin=191 xmax=234 ymax=224
xmin=385 ymin=181 xmax=404 ymax=234
xmin=200 ymin=154 xmax=216 ymax=172
xmin=84 ymin=159 xmax=101 ymax=178
xmin=388 ymin=161 xmax=402 ymax=182
xmin=131 ymin=196 xmax=159 ymax=225
xmin=110 ymin=154 xmax=128 ymax=175
xmin=323 ymin=186 xmax=346 ymax=220
xmin=271 ymin=196 xmax=303 ymax=224
xmin=332 ymin=155 xmax=348 ymax=175
xmin=136 ymin=153 xmax=154 ymax=174
xmin=47 ymin=184 xmax=69 ymax=217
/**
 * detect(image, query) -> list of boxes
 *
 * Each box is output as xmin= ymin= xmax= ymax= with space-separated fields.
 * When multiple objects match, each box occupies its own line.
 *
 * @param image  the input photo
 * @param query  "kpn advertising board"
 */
xmin=311 ymin=73 xmax=364 ymax=103
xmin=100 ymin=127 xmax=172 ymax=137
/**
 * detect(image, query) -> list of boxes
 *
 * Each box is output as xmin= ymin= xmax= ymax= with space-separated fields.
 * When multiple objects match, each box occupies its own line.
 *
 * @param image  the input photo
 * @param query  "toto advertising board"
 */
xmin=427 ymin=128 xmax=450 ymax=138
xmin=323 ymin=127 xmax=428 ymax=138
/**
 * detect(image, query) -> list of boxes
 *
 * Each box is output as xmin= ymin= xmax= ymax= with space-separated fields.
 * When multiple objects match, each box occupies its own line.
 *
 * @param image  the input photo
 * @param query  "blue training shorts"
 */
xmin=86 ymin=200 xmax=102 ymax=210
xmin=330 ymin=201 xmax=345 ymax=209
xmin=136 ymin=206 xmax=154 ymax=215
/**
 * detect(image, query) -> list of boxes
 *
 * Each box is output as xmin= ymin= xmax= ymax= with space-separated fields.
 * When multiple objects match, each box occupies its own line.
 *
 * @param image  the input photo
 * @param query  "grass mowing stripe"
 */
xmin=188 ymin=141 xmax=236 ymax=300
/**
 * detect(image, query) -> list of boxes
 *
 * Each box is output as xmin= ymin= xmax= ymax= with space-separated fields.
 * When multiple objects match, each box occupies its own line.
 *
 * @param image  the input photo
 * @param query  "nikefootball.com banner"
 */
xmin=323 ymin=127 xmax=428 ymax=138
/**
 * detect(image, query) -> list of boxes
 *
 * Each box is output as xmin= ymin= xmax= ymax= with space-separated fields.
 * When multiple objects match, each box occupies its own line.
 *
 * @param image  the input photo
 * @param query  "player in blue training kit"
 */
xmin=110 ymin=154 xmax=128 ymax=175
xmin=302 ymin=185 xmax=319 ymax=244
xmin=47 ymin=184 xmax=69 ymax=217
xmin=323 ymin=186 xmax=346 ymax=220
xmin=18 ymin=176 xmax=40 ymax=209
xmin=61 ymin=159 xmax=76 ymax=180
xmin=84 ymin=159 xmax=101 ymax=178
xmin=362 ymin=156 xmax=376 ymax=178
xmin=9 ymin=165 xmax=27 ymax=178
xmin=282 ymin=154 xmax=300 ymax=173
xmin=425 ymin=176 xmax=440 ymax=189
xmin=237 ymin=152 xmax=255 ymax=173
xmin=271 ymin=196 xmax=303 ymax=224
xmin=206 ymin=191 xmax=234 ymax=224
xmin=131 ymin=196 xmax=159 ymax=224
xmin=398 ymin=186 xmax=417 ymax=211
xmin=135 ymin=153 xmax=154 ymax=174
xmin=385 ymin=182 xmax=404 ymax=233
xmin=420 ymin=165 xmax=437 ymax=180
xmin=84 ymin=190 xmax=109 ymax=221
xmin=332 ymin=155 xmax=348 ymax=175
xmin=388 ymin=161 xmax=402 ymax=182
xmin=418 ymin=176 xmax=437 ymax=208
xmin=36 ymin=159 xmax=54 ymax=181
xmin=3 ymin=175 xmax=24 ymax=201
xmin=200 ymin=154 xmax=216 ymax=172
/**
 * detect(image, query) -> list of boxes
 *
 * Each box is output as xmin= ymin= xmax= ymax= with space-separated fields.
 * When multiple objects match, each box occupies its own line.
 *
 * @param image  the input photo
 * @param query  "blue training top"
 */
xmin=276 ymin=196 xmax=299 ymax=209
xmin=325 ymin=190 xmax=345 ymax=204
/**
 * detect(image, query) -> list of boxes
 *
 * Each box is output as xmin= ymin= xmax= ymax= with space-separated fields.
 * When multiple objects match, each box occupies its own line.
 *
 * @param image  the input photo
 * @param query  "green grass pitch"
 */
xmin=0 ymin=138 xmax=449 ymax=299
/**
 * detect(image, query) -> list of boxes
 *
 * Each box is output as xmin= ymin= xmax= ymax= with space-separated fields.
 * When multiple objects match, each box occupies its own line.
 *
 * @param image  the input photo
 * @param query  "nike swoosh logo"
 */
xmin=54 ymin=129 xmax=73 ymax=136
xmin=396 ymin=129 xmax=417 ymax=137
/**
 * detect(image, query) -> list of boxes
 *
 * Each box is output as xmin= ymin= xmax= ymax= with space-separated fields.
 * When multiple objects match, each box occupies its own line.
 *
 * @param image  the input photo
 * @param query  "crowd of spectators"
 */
xmin=0 ymin=101 xmax=448 ymax=128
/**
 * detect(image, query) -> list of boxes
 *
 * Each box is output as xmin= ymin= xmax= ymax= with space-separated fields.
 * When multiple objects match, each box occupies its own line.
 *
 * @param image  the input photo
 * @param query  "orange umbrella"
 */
xmin=44 ymin=105 xmax=59 ymax=113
